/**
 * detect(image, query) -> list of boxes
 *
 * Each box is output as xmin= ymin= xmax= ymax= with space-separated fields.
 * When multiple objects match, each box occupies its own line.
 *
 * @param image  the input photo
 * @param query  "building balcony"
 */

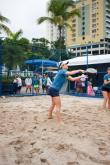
xmin=106 ymin=14 xmax=110 ymax=19
xmin=106 ymin=23 xmax=110 ymax=28
xmin=106 ymin=18 xmax=110 ymax=23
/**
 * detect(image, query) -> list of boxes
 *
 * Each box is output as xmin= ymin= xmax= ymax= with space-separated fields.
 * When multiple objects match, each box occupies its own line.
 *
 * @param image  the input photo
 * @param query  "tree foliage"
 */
xmin=0 ymin=13 xmax=11 ymax=35
xmin=2 ymin=30 xmax=31 ymax=70
xmin=37 ymin=0 xmax=80 ymax=61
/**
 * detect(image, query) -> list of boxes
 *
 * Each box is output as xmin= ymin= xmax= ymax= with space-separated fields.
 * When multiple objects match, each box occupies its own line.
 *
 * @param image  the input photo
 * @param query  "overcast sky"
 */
xmin=0 ymin=0 xmax=49 ymax=40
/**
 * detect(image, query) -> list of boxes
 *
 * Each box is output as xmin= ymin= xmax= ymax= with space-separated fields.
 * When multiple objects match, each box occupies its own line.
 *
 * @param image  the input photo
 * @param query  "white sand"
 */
xmin=0 ymin=95 xmax=110 ymax=165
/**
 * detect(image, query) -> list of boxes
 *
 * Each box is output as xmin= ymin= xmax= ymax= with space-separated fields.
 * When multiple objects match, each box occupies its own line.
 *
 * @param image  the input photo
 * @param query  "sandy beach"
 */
xmin=0 ymin=95 xmax=110 ymax=165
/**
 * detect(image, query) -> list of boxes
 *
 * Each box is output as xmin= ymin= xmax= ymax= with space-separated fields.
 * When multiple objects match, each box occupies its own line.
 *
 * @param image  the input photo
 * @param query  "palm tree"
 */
xmin=3 ymin=29 xmax=30 ymax=70
xmin=0 ymin=13 xmax=11 ymax=35
xmin=8 ymin=29 xmax=23 ymax=41
xmin=37 ymin=0 xmax=80 ymax=60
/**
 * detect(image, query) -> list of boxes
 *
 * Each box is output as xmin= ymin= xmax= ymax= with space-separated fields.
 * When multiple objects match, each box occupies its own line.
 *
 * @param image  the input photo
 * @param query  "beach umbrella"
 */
xmin=25 ymin=59 xmax=58 ymax=75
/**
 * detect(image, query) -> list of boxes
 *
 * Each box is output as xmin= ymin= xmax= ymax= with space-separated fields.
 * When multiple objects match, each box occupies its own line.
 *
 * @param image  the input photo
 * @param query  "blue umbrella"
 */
xmin=25 ymin=59 xmax=58 ymax=75
xmin=25 ymin=59 xmax=58 ymax=67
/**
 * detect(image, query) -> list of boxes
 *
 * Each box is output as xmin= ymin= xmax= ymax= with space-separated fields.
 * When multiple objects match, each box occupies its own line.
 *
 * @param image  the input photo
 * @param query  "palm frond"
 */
xmin=37 ymin=17 xmax=53 ymax=24
xmin=64 ymin=22 xmax=72 ymax=30
xmin=0 ymin=24 xmax=11 ymax=35
xmin=61 ymin=0 xmax=75 ymax=10
xmin=8 ymin=29 xmax=23 ymax=40
xmin=63 ymin=9 xmax=80 ymax=20
xmin=69 ymin=9 xmax=80 ymax=17
xmin=0 ymin=13 xmax=10 ymax=23
xmin=15 ymin=29 xmax=23 ymax=38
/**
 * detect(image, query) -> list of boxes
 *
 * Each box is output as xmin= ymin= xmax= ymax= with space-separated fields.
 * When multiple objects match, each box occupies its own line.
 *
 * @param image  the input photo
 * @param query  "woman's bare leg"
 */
xmin=107 ymin=92 xmax=110 ymax=109
xmin=53 ymin=96 xmax=63 ymax=123
xmin=101 ymin=91 xmax=109 ymax=110
xmin=48 ymin=97 xmax=55 ymax=119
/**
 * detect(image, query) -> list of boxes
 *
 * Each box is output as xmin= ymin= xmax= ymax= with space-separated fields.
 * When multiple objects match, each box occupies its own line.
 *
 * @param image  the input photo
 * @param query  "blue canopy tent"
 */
xmin=25 ymin=59 xmax=58 ymax=75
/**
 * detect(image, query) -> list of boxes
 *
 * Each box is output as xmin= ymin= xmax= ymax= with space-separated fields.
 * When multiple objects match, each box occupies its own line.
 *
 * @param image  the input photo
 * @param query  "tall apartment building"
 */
xmin=47 ymin=13 xmax=66 ymax=43
xmin=47 ymin=23 xmax=59 ymax=42
xmin=66 ymin=0 xmax=110 ymax=56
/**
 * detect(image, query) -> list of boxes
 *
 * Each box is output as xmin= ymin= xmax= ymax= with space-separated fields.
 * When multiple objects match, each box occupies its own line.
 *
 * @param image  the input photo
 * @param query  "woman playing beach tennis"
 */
xmin=101 ymin=67 xmax=110 ymax=110
xmin=48 ymin=61 xmax=87 ymax=124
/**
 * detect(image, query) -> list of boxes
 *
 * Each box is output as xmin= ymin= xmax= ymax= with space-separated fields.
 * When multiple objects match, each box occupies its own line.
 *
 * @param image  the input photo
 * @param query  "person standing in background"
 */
xmin=45 ymin=73 xmax=52 ymax=92
xmin=39 ymin=75 xmax=43 ymax=93
xmin=33 ymin=74 xmax=40 ymax=95
xmin=25 ymin=76 xmax=32 ymax=94
xmin=42 ymin=74 xmax=47 ymax=94
xmin=87 ymin=81 xmax=95 ymax=96
xmin=80 ymin=76 xmax=86 ymax=93
xmin=13 ymin=75 xmax=18 ymax=94
xmin=16 ymin=75 xmax=22 ymax=94
xmin=75 ymin=79 xmax=82 ymax=93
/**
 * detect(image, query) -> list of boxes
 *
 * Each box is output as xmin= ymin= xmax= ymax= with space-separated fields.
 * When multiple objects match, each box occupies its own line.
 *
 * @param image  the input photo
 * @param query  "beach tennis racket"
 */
xmin=85 ymin=68 xmax=97 ymax=74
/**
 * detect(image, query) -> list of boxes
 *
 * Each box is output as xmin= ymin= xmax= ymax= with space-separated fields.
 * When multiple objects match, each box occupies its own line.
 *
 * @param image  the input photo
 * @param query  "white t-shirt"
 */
xmin=17 ymin=77 xmax=22 ymax=87
xmin=25 ymin=78 xmax=32 ymax=86
xmin=80 ymin=76 xmax=86 ymax=87
xmin=47 ymin=77 xmax=52 ymax=86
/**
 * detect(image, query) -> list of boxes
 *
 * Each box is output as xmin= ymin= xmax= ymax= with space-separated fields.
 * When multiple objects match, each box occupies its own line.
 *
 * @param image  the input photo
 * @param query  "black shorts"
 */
xmin=42 ymin=84 xmax=46 ymax=90
xmin=102 ymin=86 xmax=110 ymax=92
xmin=17 ymin=86 xmax=22 ymax=91
xmin=47 ymin=87 xmax=59 ymax=97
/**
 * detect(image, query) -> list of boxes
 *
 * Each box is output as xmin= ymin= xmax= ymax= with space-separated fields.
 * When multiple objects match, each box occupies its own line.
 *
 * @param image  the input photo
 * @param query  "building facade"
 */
xmin=66 ymin=0 xmax=110 ymax=56
xmin=47 ymin=23 xmax=59 ymax=42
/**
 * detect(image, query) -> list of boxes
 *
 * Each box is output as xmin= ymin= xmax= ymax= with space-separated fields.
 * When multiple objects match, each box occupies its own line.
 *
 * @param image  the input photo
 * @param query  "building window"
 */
xmin=92 ymin=13 xmax=97 ymax=17
xmin=92 ymin=24 xmax=96 ymax=28
xmin=82 ymin=17 xmax=85 ymax=20
xmin=72 ymin=38 xmax=76 ymax=42
xmin=100 ymin=50 xmax=104 ymax=54
xmin=88 ymin=46 xmax=91 ymax=49
xmin=93 ymin=50 xmax=99 ymax=55
xmin=82 ymin=32 xmax=85 ymax=35
xmin=92 ymin=29 xmax=97 ymax=33
xmin=100 ymin=44 xmax=104 ymax=47
xmin=72 ymin=29 xmax=76 ymax=32
xmin=92 ymin=44 xmax=99 ymax=48
xmin=92 ymin=34 xmax=96 ymax=38
xmin=82 ymin=11 xmax=85 ymax=16
xmin=92 ymin=5 xmax=97 ymax=10
xmin=72 ymin=19 xmax=76 ymax=23
xmin=82 ymin=22 xmax=85 ymax=25
xmin=77 ymin=53 xmax=80 ymax=56
xmin=92 ymin=19 xmax=96 ymax=23
xmin=106 ymin=15 xmax=110 ymax=19
xmin=82 ymin=6 xmax=85 ymax=10
xmin=72 ymin=33 xmax=76 ymax=37
xmin=81 ymin=46 xmax=86 ymax=50
xmin=82 ymin=37 xmax=85 ymax=40
xmin=72 ymin=24 xmax=76 ymax=27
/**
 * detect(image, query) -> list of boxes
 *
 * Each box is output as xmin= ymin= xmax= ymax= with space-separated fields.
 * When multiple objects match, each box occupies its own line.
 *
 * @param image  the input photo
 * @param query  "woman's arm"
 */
xmin=66 ymin=69 xmax=84 ymax=76
xmin=104 ymin=80 xmax=110 ymax=84
xmin=68 ymin=75 xmax=87 ymax=81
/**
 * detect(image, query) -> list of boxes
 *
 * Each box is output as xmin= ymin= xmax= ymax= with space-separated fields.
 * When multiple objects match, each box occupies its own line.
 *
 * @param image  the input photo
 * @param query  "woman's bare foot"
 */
xmin=106 ymin=108 xmax=110 ymax=112
xmin=59 ymin=121 xmax=65 ymax=125
xmin=48 ymin=116 xmax=53 ymax=119
xmin=99 ymin=106 xmax=106 ymax=111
